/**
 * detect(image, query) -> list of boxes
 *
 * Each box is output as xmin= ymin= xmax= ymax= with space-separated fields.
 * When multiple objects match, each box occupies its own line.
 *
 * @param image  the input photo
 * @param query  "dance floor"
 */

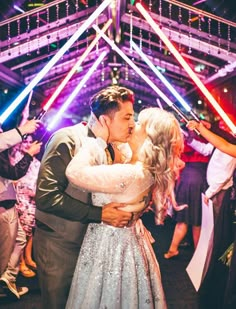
xmin=0 ymin=212 xmax=201 ymax=309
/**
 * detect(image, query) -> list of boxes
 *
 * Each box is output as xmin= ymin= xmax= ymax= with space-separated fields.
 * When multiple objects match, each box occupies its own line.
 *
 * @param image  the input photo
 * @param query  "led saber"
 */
xmin=41 ymin=19 xmax=112 ymax=117
xmin=136 ymin=2 xmax=236 ymax=134
xmin=0 ymin=0 xmax=112 ymax=125
xmin=131 ymin=41 xmax=199 ymax=121
xmin=93 ymin=25 xmax=191 ymax=125
xmin=47 ymin=50 xmax=107 ymax=131
xmin=27 ymin=90 xmax=33 ymax=104
xmin=156 ymin=98 xmax=163 ymax=110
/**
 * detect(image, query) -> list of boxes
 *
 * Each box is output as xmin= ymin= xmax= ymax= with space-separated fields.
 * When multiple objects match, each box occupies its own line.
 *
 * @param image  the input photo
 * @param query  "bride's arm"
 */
xmin=66 ymin=138 xmax=142 ymax=194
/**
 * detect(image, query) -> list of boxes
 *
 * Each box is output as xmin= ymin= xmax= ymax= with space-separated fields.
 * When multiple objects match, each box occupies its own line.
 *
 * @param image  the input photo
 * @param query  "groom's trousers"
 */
xmin=34 ymin=227 xmax=82 ymax=309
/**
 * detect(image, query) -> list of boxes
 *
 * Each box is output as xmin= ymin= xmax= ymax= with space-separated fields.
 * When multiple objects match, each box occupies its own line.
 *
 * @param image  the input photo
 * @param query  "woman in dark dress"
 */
xmin=164 ymin=137 xmax=209 ymax=258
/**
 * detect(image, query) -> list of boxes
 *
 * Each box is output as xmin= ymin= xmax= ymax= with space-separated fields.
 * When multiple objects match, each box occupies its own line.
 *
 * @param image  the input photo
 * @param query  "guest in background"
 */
xmin=0 ymin=140 xmax=42 ymax=299
xmin=164 ymin=134 xmax=209 ymax=259
xmin=223 ymin=169 xmax=236 ymax=309
xmin=10 ymin=135 xmax=41 ymax=278
xmin=187 ymin=119 xmax=236 ymax=308
xmin=187 ymin=120 xmax=236 ymax=157
xmin=187 ymin=120 xmax=236 ymax=224
xmin=0 ymin=119 xmax=40 ymax=153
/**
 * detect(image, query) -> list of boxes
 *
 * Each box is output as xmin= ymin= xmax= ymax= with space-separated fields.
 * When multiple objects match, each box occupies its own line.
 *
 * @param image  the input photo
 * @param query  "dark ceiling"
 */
xmin=0 ymin=0 xmax=235 ymax=132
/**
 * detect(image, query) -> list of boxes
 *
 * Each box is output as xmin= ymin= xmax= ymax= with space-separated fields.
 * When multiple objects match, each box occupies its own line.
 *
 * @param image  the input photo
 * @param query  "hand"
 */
xmin=135 ymin=219 xmax=145 ymax=236
xmin=201 ymin=120 xmax=211 ymax=129
xmin=26 ymin=141 xmax=42 ymax=157
xmin=19 ymin=119 xmax=41 ymax=135
xmin=101 ymin=202 xmax=132 ymax=228
xmin=174 ymin=157 xmax=185 ymax=179
xmin=186 ymin=120 xmax=200 ymax=132
xmin=204 ymin=195 xmax=209 ymax=205
xmin=88 ymin=113 xmax=109 ymax=142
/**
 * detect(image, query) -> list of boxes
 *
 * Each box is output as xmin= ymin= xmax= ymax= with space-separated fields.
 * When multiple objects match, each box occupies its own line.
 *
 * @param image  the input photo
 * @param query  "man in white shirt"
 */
xmin=188 ymin=129 xmax=236 ymax=221
xmin=188 ymin=121 xmax=236 ymax=308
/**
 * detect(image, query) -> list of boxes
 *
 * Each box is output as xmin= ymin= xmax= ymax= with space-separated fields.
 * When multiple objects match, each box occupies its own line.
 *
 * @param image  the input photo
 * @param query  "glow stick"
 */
xmin=93 ymin=25 xmax=190 ymax=122
xmin=93 ymin=25 xmax=200 ymax=133
xmin=42 ymin=19 xmax=112 ymax=115
xmin=47 ymin=50 xmax=107 ymax=131
xmin=27 ymin=90 xmax=33 ymax=106
xmin=156 ymin=98 xmax=163 ymax=109
xmin=0 ymin=0 xmax=112 ymax=125
xmin=131 ymin=41 xmax=199 ymax=121
xmin=136 ymin=2 xmax=236 ymax=134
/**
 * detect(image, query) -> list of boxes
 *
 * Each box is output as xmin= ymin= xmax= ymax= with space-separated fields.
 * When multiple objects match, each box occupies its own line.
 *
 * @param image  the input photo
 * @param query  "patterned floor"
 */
xmin=0 ymin=212 xmax=201 ymax=309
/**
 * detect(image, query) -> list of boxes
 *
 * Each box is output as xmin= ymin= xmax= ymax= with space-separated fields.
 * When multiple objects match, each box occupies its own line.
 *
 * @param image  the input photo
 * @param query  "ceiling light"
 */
xmin=13 ymin=5 xmax=25 ymax=13
xmin=194 ymin=64 xmax=205 ymax=73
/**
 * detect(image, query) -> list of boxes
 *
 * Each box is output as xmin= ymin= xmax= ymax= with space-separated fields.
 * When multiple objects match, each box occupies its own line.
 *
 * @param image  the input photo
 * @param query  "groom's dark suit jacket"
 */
xmin=35 ymin=123 xmax=102 ymax=245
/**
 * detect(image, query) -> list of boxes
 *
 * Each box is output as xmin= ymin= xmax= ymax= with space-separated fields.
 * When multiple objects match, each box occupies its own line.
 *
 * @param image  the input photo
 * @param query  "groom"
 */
xmin=34 ymin=86 xmax=135 ymax=309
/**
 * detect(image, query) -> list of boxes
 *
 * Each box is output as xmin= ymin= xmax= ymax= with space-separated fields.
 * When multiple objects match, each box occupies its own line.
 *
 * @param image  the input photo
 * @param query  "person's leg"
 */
xmin=164 ymin=222 xmax=188 ymax=259
xmin=19 ymin=249 xmax=36 ymax=278
xmin=0 ymin=209 xmax=28 ymax=299
xmin=192 ymin=225 xmax=201 ymax=249
xmin=34 ymin=228 xmax=81 ymax=309
xmin=3 ymin=219 xmax=27 ymax=282
xmin=0 ymin=207 xmax=17 ymax=275
xmin=24 ymin=236 xmax=37 ymax=269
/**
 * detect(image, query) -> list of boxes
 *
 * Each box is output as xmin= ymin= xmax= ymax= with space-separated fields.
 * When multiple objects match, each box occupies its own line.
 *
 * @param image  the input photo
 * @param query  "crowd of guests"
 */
xmin=0 ymin=120 xmax=41 ymax=298
xmin=0 ymin=85 xmax=235 ymax=308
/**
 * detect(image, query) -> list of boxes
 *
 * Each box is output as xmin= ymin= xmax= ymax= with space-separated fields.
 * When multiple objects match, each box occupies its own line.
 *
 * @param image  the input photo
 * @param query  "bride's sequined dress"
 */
xmin=65 ymin=138 xmax=167 ymax=309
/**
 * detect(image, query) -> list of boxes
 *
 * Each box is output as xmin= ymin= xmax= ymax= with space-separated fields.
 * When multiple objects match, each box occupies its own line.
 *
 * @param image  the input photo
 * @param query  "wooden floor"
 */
xmin=0 ymin=213 xmax=201 ymax=309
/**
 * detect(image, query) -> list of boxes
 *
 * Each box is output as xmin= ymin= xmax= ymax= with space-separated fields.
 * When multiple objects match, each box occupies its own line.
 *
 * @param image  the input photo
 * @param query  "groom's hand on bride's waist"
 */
xmin=101 ymin=202 xmax=132 ymax=228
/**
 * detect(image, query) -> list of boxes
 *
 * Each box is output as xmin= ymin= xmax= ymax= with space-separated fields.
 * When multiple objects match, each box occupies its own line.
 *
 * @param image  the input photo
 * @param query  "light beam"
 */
xmin=0 ymin=0 xmax=112 ymax=125
xmin=41 ymin=19 xmax=112 ymax=116
xmin=47 ymin=50 xmax=107 ymax=131
xmin=136 ymin=2 xmax=236 ymax=134
xmin=131 ymin=41 xmax=199 ymax=121
xmin=93 ymin=24 xmax=191 ymax=124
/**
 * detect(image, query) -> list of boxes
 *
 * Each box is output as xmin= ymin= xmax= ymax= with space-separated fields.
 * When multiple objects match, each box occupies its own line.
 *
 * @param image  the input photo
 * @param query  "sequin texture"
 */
xmin=66 ymin=222 xmax=167 ymax=309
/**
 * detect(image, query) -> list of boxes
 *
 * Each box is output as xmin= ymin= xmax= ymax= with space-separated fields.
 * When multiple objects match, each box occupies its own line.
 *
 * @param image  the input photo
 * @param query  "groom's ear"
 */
xmin=99 ymin=115 xmax=111 ymax=126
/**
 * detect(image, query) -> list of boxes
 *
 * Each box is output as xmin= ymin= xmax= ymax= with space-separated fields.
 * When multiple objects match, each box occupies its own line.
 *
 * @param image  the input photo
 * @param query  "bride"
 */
xmin=65 ymin=107 xmax=185 ymax=308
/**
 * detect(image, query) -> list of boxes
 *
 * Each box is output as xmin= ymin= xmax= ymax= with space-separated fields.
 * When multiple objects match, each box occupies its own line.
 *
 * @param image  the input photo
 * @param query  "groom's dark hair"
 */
xmin=90 ymin=86 xmax=134 ymax=118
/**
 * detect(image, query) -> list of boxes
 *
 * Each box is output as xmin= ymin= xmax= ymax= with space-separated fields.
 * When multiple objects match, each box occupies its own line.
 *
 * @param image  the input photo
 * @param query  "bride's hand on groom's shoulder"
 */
xmin=89 ymin=112 xmax=109 ymax=142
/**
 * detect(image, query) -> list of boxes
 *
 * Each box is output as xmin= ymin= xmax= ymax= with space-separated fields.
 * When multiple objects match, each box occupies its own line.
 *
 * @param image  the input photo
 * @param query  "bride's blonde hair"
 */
xmin=138 ymin=107 xmax=184 ymax=224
